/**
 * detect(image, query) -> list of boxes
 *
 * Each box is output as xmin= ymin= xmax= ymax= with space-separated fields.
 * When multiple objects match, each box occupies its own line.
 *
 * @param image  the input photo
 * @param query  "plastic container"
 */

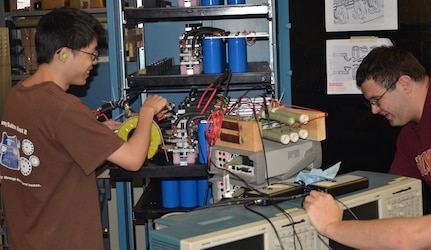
xmin=228 ymin=37 xmax=247 ymax=73
xmin=203 ymin=37 xmax=226 ymax=74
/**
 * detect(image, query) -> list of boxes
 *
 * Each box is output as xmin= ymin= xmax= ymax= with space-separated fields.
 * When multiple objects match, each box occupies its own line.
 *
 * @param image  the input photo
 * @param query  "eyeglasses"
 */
xmin=368 ymin=78 xmax=399 ymax=107
xmin=73 ymin=49 xmax=99 ymax=61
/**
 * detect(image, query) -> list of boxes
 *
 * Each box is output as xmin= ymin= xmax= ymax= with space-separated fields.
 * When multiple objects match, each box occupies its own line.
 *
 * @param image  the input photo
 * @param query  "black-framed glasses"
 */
xmin=73 ymin=49 xmax=99 ymax=61
xmin=368 ymin=78 xmax=399 ymax=107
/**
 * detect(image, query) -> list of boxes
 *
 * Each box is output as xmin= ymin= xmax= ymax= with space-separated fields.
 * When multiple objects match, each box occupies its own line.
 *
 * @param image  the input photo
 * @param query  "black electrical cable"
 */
xmin=180 ymin=27 xmax=228 ymax=57
xmin=244 ymin=201 xmax=286 ymax=250
xmin=271 ymin=202 xmax=304 ymax=250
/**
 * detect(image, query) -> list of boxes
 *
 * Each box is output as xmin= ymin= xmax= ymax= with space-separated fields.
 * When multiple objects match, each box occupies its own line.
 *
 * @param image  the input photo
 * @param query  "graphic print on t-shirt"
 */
xmin=416 ymin=148 xmax=431 ymax=186
xmin=0 ymin=132 xmax=19 ymax=170
xmin=0 ymin=132 xmax=39 ymax=176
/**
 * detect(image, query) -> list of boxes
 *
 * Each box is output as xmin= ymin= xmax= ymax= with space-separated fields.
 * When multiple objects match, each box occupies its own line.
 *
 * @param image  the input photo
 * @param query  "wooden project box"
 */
xmin=215 ymin=118 xmax=263 ymax=152
xmin=279 ymin=107 xmax=327 ymax=141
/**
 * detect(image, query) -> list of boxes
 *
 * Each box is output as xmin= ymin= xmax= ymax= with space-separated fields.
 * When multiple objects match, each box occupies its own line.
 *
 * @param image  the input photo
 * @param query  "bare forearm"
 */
xmin=324 ymin=217 xmax=431 ymax=250
xmin=303 ymin=191 xmax=431 ymax=250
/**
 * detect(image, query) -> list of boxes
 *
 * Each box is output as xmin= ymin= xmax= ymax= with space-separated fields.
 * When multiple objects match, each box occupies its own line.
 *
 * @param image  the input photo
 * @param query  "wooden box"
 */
xmin=215 ymin=118 xmax=263 ymax=152
xmin=278 ymin=107 xmax=327 ymax=141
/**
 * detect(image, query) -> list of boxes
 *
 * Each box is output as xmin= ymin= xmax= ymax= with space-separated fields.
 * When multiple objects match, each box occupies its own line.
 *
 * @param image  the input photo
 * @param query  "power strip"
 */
xmin=307 ymin=174 xmax=369 ymax=196
xmin=245 ymin=183 xmax=304 ymax=198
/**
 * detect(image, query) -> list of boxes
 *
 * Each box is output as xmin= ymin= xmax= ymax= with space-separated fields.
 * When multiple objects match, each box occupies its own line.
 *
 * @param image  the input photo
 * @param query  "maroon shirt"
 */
xmin=390 ymin=83 xmax=431 ymax=186
xmin=0 ymin=82 xmax=124 ymax=249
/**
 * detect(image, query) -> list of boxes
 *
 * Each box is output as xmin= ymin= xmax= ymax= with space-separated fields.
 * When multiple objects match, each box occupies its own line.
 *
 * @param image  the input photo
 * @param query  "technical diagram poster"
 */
xmin=325 ymin=0 xmax=398 ymax=32
xmin=326 ymin=37 xmax=393 ymax=95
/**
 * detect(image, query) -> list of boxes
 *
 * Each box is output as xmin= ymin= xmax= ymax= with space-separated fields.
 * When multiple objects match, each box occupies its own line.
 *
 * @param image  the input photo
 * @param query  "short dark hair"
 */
xmin=356 ymin=46 xmax=427 ymax=89
xmin=35 ymin=7 xmax=106 ymax=64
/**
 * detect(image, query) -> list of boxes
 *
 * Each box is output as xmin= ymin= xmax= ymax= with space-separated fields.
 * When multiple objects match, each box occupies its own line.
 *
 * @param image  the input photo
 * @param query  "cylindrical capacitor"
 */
xmin=289 ymin=127 xmax=308 ymax=139
xmin=267 ymin=112 xmax=296 ymax=126
xmin=271 ymin=108 xmax=309 ymax=124
xmin=262 ymin=129 xmax=290 ymax=144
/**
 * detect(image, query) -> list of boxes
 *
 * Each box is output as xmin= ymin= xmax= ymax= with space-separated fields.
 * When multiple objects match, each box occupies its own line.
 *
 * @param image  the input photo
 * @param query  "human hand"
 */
xmin=302 ymin=190 xmax=344 ymax=236
xmin=140 ymin=95 xmax=169 ymax=116
xmin=103 ymin=119 xmax=122 ymax=131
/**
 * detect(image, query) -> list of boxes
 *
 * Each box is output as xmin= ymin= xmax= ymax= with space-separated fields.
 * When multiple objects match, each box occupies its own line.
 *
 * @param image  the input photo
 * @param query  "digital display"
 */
xmin=206 ymin=234 xmax=264 ymax=250
xmin=329 ymin=201 xmax=379 ymax=250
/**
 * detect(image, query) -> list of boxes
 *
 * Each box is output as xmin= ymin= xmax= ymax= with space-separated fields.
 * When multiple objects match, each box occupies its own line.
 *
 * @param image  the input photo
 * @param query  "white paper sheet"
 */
xmin=325 ymin=0 xmax=398 ymax=32
xmin=326 ymin=37 xmax=393 ymax=95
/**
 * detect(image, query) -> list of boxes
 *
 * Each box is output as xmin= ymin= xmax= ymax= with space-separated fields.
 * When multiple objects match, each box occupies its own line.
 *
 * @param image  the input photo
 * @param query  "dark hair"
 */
xmin=356 ymin=46 xmax=427 ymax=89
xmin=35 ymin=7 xmax=106 ymax=64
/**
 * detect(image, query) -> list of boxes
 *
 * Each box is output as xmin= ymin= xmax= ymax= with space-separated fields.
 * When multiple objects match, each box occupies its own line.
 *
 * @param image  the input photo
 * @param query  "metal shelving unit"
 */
xmin=121 ymin=2 xmax=276 ymax=95
xmin=108 ymin=2 xmax=280 ymax=250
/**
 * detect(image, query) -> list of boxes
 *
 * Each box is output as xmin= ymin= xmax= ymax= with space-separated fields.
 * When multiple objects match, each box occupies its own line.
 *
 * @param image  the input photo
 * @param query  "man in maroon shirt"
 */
xmin=356 ymin=46 xmax=431 ymax=186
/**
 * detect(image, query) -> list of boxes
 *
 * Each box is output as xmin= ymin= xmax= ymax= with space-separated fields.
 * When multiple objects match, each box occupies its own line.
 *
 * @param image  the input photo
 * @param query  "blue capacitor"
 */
xmin=228 ymin=37 xmax=247 ymax=73
xmin=227 ymin=0 xmax=245 ymax=4
xmin=203 ymin=37 xmax=226 ymax=74
xmin=179 ymin=179 xmax=198 ymax=208
xmin=161 ymin=179 xmax=180 ymax=208
xmin=202 ymin=0 xmax=224 ymax=6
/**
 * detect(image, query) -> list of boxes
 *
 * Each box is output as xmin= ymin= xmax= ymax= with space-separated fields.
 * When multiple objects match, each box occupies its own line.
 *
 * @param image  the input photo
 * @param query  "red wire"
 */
xmin=201 ymin=110 xmax=224 ymax=169
xmin=197 ymin=83 xmax=214 ymax=109
xmin=205 ymin=110 xmax=224 ymax=147
xmin=200 ymin=88 xmax=218 ymax=114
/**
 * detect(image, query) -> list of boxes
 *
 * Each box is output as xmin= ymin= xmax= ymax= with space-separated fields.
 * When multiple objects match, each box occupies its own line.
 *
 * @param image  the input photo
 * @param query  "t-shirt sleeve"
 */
xmin=54 ymin=100 xmax=124 ymax=175
xmin=389 ymin=128 xmax=421 ymax=179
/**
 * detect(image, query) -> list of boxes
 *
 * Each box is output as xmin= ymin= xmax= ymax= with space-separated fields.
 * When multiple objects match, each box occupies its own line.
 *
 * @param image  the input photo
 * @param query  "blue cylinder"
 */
xmin=228 ymin=37 xmax=247 ymax=73
xmin=203 ymin=37 xmax=226 ymax=74
xmin=198 ymin=120 xmax=209 ymax=165
xmin=228 ymin=0 xmax=245 ymax=4
xmin=161 ymin=179 xmax=180 ymax=208
xmin=202 ymin=0 xmax=224 ymax=6
xmin=179 ymin=179 xmax=198 ymax=208
xmin=197 ymin=179 xmax=212 ymax=206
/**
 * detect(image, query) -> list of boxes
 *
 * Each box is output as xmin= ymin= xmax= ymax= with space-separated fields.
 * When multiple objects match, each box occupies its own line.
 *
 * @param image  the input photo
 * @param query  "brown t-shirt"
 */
xmin=0 ymin=82 xmax=124 ymax=250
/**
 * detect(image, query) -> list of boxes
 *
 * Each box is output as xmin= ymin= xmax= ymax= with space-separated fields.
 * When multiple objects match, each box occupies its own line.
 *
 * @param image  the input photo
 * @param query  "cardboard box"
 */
xmin=41 ymin=0 xmax=69 ymax=10
xmin=20 ymin=28 xmax=36 ymax=47
xmin=70 ymin=0 xmax=104 ymax=8
xmin=70 ymin=0 xmax=90 ymax=9
xmin=90 ymin=0 xmax=104 ymax=8
xmin=23 ymin=45 xmax=37 ymax=74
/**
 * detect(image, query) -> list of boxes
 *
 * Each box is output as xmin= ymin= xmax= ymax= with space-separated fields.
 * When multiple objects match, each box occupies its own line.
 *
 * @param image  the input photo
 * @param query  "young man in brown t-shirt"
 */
xmin=0 ymin=7 xmax=168 ymax=249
